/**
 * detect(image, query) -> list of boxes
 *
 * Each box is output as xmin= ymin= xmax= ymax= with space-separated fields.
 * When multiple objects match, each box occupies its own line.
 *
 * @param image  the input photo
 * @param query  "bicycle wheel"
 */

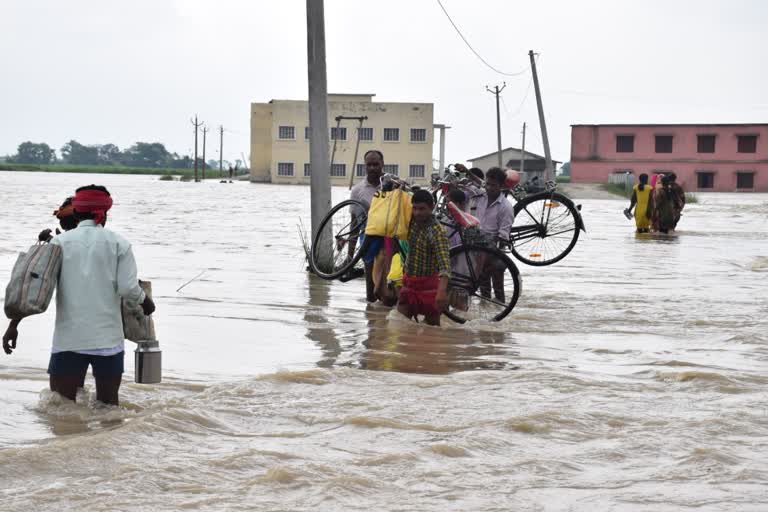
xmin=310 ymin=199 xmax=368 ymax=280
xmin=510 ymin=192 xmax=580 ymax=266
xmin=443 ymin=244 xmax=521 ymax=324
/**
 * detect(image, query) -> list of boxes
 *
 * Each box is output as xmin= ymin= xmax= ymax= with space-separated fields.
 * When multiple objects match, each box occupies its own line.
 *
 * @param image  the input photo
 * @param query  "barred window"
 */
xmin=383 ymin=128 xmax=400 ymax=142
xmin=277 ymin=162 xmax=294 ymax=176
xmin=616 ymin=135 xmax=634 ymax=153
xmin=736 ymin=171 xmax=754 ymax=189
xmin=304 ymin=163 xmax=311 ymax=177
xmin=696 ymin=171 xmax=715 ymax=189
xmin=358 ymin=127 xmax=373 ymax=141
xmin=331 ymin=163 xmax=346 ymax=177
xmin=737 ymin=135 xmax=757 ymax=153
xmin=409 ymin=164 xmax=425 ymax=178
xmin=697 ymin=134 xmax=715 ymax=153
xmin=304 ymin=127 xmax=311 ymax=140
xmin=331 ymin=127 xmax=347 ymax=141
xmin=383 ymin=164 xmax=399 ymax=176
xmin=655 ymin=135 xmax=673 ymax=153
xmin=356 ymin=164 xmax=366 ymax=177
xmin=410 ymin=128 xmax=427 ymax=143
xmin=278 ymin=126 xmax=295 ymax=140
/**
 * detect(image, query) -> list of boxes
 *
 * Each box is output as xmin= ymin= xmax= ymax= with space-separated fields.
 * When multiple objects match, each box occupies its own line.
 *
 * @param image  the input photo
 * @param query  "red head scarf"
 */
xmin=73 ymin=189 xmax=113 ymax=225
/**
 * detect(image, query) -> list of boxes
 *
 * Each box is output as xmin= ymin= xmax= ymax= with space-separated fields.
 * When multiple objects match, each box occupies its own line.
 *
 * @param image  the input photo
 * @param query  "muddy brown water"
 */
xmin=0 ymin=171 xmax=766 ymax=511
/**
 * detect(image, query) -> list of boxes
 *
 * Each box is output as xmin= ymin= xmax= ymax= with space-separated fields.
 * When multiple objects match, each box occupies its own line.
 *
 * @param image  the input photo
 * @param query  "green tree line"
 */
xmin=4 ymin=140 xmax=213 ymax=169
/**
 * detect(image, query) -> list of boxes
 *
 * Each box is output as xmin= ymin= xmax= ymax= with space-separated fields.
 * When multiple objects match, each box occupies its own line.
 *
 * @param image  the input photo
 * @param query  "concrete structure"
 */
xmin=468 ymin=147 xmax=560 ymax=183
xmin=250 ymin=94 xmax=435 ymax=185
xmin=570 ymin=124 xmax=768 ymax=192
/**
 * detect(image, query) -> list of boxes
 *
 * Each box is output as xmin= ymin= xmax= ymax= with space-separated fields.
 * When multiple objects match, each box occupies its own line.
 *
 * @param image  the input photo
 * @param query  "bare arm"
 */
xmin=3 ymin=318 xmax=21 ymax=355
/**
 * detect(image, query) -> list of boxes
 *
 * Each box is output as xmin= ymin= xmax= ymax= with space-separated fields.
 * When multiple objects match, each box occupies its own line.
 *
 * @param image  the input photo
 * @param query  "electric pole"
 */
xmin=201 ymin=125 xmax=209 ymax=181
xmin=219 ymin=125 xmax=224 ymax=178
xmin=306 ymin=0 xmax=331 ymax=247
xmin=520 ymin=122 xmax=526 ymax=176
xmin=529 ymin=50 xmax=554 ymax=182
xmin=191 ymin=116 xmax=203 ymax=182
xmin=486 ymin=82 xmax=506 ymax=169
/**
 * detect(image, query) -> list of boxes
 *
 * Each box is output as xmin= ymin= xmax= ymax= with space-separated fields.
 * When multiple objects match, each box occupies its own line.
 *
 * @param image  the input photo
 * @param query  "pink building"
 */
xmin=570 ymin=124 xmax=768 ymax=192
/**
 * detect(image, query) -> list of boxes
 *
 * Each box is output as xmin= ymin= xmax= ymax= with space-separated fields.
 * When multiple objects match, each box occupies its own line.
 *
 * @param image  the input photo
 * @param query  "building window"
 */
xmin=358 ymin=127 xmax=373 ymax=141
xmin=655 ymin=135 xmax=673 ymax=153
xmin=696 ymin=171 xmax=715 ymax=189
xmin=736 ymin=171 xmax=754 ymax=189
xmin=383 ymin=164 xmax=399 ymax=176
xmin=304 ymin=127 xmax=311 ymax=140
xmin=410 ymin=128 xmax=427 ymax=143
xmin=330 ymin=127 xmax=347 ymax=141
xmin=697 ymin=134 xmax=716 ymax=153
xmin=331 ymin=163 xmax=346 ymax=177
xmin=616 ymin=135 xmax=634 ymax=153
xmin=409 ymin=164 xmax=426 ymax=178
xmin=304 ymin=163 xmax=311 ymax=177
xmin=277 ymin=162 xmax=294 ymax=177
xmin=383 ymin=128 xmax=400 ymax=142
xmin=278 ymin=126 xmax=295 ymax=140
xmin=737 ymin=135 xmax=757 ymax=153
xmin=356 ymin=164 xmax=366 ymax=177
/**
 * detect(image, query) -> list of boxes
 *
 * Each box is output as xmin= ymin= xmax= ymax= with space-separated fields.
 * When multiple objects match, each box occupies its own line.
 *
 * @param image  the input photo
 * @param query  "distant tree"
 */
xmin=559 ymin=161 xmax=571 ymax=177
xmin=167 ymin=154 xmax=192 ymax=169
xmin=60 ymin=140 xmax=100 ymax=165
xmin=121 ymin=142 xmax=172 ymax=168
xmin=97 ymin=143 xmax=121 ymax=165
xmin=10 ymin=141 xmax=56 ymax=164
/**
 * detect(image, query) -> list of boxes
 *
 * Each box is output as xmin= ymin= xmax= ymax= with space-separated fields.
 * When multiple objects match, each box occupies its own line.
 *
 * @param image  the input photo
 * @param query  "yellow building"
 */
xmin=250 ymin=94 xmax=435 ymax=185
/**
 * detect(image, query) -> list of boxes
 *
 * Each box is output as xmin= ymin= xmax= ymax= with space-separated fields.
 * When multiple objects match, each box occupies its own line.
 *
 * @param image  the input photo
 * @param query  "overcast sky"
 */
xmin=1 ymin=0 xmax=766 ymax=166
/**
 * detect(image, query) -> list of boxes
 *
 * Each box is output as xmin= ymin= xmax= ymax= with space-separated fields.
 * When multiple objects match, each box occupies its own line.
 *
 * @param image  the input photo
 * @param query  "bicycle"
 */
xmin=309 ymin=174 xmax=522 ymax=323
xmin=431 ymin=166 xmax=586 ymax=266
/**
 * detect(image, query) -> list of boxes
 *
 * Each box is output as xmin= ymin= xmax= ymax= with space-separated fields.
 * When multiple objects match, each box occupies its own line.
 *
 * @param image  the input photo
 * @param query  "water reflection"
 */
xmin=304 ymin=274 xmax=340 ymax=368
xmin=359 ymin=313 xmax=517 ymax=374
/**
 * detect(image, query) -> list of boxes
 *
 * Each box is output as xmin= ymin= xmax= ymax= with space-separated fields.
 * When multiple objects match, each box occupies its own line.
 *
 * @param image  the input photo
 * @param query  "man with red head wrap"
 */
xmin=3 ymin=185 xmax=155 ymax=406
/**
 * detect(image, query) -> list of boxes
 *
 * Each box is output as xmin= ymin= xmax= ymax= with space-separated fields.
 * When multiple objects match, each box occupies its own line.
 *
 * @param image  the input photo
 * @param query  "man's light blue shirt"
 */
xmin=50 ymin=220 xmax=145 ymax=353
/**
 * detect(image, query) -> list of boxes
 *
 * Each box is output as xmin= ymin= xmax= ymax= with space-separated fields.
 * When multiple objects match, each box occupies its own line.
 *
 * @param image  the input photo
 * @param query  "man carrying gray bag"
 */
xmin=2 ymin=185 xmax=155 ymax=406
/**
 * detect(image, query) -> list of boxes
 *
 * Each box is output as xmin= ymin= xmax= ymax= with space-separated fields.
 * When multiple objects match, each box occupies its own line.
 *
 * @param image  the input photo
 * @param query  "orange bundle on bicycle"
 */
xmin=364 ymin=188 xmax=412 ymax=239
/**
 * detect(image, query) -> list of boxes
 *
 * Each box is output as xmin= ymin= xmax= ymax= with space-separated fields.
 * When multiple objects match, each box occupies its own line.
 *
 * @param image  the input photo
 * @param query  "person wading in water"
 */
xmin=3 ymin=185 xmax=155 ymax=405
xmin=397 ymin=190 xmax=451 ymax=326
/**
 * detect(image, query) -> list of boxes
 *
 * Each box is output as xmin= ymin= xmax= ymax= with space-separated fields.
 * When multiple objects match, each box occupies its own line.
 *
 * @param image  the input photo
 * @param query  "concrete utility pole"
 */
xmin=486 ymin=82 xmax=506 ymax=169
xmin=520 ymin=122 xmax=526 ymax=176
xmin=219 ymin=125 xmax=224 ymax=178
xmin=306 ymin=0 xmax=331 ymax=242
xmin=201 ymin=125 xmax=209 ymax=181
xmin=433 ymin=124 xmax=451 ymax=174
xmin=529 ymin=50 xmax=554 ymax=182
xmin=191 ymin=115 xmax=203 ymax=182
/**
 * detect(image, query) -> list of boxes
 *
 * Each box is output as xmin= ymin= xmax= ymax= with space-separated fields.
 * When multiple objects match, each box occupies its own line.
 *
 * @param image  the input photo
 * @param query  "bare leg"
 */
xmin=364 ymin=262 xmax=376 ymax=302
xmin=397 ymin=303 xmax=415 ymax=321
xmin=94 ymin=375 xmax=122 ymax=406
xmin=50 ymin=374 xmax=83 ymax=402
xmin=424 ymin=312 xmax=441 ymax=326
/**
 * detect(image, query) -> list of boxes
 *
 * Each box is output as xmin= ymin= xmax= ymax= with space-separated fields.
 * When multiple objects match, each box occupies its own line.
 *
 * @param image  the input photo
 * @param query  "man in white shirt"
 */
xmin=3 ymin=185 xmax=155 ymax=405
xmin=349 ymin=150 xmax=384 ymax=302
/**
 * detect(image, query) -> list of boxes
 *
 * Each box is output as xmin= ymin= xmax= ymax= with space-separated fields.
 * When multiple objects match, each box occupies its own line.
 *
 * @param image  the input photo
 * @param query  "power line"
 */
xmin=435 ymin=0 xmax=528 ymax=77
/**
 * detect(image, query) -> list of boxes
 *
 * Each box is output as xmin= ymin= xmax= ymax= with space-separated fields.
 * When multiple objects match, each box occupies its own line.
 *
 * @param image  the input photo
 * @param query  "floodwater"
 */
xmin=0 ymin=171 xmax=767 ymax=511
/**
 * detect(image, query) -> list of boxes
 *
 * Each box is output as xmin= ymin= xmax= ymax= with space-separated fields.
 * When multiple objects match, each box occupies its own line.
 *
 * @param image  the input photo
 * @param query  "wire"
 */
xmin=435 ymin=0 xmax=528 ymax=77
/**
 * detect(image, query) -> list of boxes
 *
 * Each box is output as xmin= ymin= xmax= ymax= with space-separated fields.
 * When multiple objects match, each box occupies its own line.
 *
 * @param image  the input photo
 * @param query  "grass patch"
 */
xmin=179 ymin=174 xmax=192 ymax=182
xmin=158 ymin=174 xmax=175 ymax=181
xmin=599 ymin=183 xmax=633 ymax=198
xmin=0 ymin=162 xmax=195 ymax=177
xmin=685 ymin=192 xmax=699 ymax=204
xmin=556 ymin=175 xmax=571 ymax=183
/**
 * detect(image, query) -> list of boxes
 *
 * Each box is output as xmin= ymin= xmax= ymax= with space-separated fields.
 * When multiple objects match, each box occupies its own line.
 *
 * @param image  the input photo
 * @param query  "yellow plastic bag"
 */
xmin=386 ymin=252 xmax=404 ymax=287
xmin=364 ymin=189 xmax=412 ymax=239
